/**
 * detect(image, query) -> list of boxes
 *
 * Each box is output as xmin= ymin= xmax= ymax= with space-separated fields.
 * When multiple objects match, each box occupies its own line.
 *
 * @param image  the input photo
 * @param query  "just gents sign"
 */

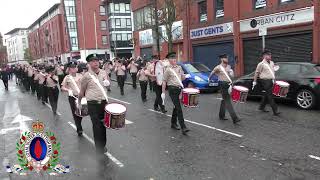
xmin=190 ymin=22 xmax=233 ymax=39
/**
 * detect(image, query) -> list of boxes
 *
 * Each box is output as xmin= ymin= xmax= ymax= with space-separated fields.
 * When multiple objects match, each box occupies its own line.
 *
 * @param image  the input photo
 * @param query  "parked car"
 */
xmin=233 ymin=62 xmax=320 ymax=110
xmin=178 ymin=62 xmax=219 ymax=91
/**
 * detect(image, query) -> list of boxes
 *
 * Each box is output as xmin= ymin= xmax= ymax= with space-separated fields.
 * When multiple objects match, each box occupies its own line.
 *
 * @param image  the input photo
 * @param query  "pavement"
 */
xmin=1 ymin=78 xmax=320 ymax=180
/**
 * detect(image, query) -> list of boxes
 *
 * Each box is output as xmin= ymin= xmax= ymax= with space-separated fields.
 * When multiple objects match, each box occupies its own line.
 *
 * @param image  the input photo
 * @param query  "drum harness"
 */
xmin=88 ymin=73 xmax=109 ymax=102
xmin=219 ymin=65 xmax=233 ymax=94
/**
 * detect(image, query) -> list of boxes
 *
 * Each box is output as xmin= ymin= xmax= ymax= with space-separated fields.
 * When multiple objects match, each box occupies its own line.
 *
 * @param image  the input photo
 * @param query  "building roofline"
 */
xmin=5 ymin=28 xmax=29 ymax=35
xmin=28 ymin=3 xmax=61 ymax=29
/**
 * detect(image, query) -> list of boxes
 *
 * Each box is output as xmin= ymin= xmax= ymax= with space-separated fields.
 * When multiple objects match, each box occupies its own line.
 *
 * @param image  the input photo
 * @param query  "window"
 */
xmin=115 ymin=18 xmax=121 ymax=27
xmin=68 ymin=6 xmax=75 ymax=15
xmin=114 ymin=4 xmax=120 ymax=12
xmin=280 ymin=0 xmax=294 ymax=3
xmin=125 ymin=4 xmax=130 ymax=12
xmin=126 ymin=18 xmax=131 ymax=27
xmin=100 ymin=20 xmax=107 ymax=30
xmin=116 ymin=34 xmax=122 ymax=41
xmin=100 ymin=6 xmax=106 ymax=16
xmin=199 ymin=1 xmax=207 ymax=22
xmin=102 ymin=35 xmax=108 ymax=45
xmin=68 ymin=21 xmax=76 ymax=30
xmin=127 ymin=33 xmax=132 ymax=40
xmin=122 ymin=33 xmax=128 ymax=41
xmin=278 ymin=64 xmax=300 ymax=76
xmin=215 ymin=0 xmax=224 ymax=18
xmin=254 ymin=0 xmax=267 ymax=9
xmin=71 ymin=37 xmax=78 ymax=46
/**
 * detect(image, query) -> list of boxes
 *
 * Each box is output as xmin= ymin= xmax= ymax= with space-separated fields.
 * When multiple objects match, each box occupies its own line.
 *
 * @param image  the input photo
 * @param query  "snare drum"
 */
xmin=104 ymin=103 xmax=126 ymax=129
xmin=75 ymin=98 xmax=88 ymax=117
xmin=181 ymin=88 xmax=200 ymax=107
xmin=231 ymin=86 xmax=249 ymax=103
xmin=273 ymin=81 xmax=290 ymax=97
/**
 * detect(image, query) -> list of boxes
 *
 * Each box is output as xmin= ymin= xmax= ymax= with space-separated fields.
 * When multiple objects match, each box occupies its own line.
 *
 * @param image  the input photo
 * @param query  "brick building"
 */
xmin=0 ymin=33 xmax=7 ymax=66
xmin=132 ymin=0 xmax=320 ymax=76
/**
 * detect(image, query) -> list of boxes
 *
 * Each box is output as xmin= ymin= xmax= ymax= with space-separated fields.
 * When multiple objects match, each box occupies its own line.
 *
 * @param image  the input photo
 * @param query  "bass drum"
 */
xmin=154 ymin=60 xmax=164 ymax=86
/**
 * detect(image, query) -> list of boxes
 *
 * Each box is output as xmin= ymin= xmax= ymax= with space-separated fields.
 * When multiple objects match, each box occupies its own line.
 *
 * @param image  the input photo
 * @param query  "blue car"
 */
xmin=178 ymin=62 xmax=219 ymax=91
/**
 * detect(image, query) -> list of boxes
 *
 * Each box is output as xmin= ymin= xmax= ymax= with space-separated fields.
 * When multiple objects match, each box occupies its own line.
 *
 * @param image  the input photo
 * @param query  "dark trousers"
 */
xmin=2 ymin=80 xmax=8 ymax=90
xmin=131 ymin=73 xmax=137 ymax=89
xmin=168 ymin=86 xmax=186 ymax=129
xmin=58 ymin=75 xmax=64 ymax=88
xmin=149 ymin=80 xmax=154 ymax=91
xmin=40 ymin=85 xmax=48 ymax=103
xmin=139 ymin=81 xmax=148 ymax=100
xmin=117 ymin=75 xmax=125 ymax=95
xmin=87 ymin=101 xmax=107 ymax=154
xmin=25 ymin=77 xmax=31 ymax=91
xmin=30 ymin=78 xmax=36 ymax=93
xmin=48 ymin=87 xmax=59 ymax=114
xmin=259 ymin=79 xmax=278 ymax=113
xmin=219 ymin=81 xmax=238 ymax=121
xmin=35 ymin=82 xmax=41 ymax=100
xmin=68 ymin=96 xmax=83 ymax=132
xmin=154 ymin=83 xmax=165 ymax=110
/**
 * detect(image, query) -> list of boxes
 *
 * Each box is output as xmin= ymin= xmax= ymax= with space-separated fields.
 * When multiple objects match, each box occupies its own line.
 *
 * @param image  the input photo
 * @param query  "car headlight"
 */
xmin=194 ymin=76 xmax=204 ymax=82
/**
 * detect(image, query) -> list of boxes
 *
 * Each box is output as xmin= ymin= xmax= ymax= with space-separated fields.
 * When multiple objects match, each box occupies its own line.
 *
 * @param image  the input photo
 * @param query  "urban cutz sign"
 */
xmin=240 ymin=6 xmax=314 ymax=32
xmin=190 ymin=22 xmax=233 ymax=40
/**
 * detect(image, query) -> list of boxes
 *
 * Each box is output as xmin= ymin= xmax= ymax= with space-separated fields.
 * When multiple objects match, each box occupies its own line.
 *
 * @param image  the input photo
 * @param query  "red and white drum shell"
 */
xmin=231 ymin=86 xmax=249 ymax=103
xmin=104 ymin=103 xmax=126 ymax=129
xmin=273 ymin=81 xmax=290 ymax=97
xmin=181 ymin=88 xmax=200 ymax=108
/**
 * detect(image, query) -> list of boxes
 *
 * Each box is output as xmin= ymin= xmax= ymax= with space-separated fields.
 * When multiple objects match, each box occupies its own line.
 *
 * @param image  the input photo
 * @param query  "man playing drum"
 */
xmin=79 ymin=54 xmax=110 ymax=155
xmin=209 ymin=54 xmax=241 ymax=124
xmin=253 ymin=50 xmax=281 ymax=116
xmin=61 ymin=61 xmax=84 ymax=136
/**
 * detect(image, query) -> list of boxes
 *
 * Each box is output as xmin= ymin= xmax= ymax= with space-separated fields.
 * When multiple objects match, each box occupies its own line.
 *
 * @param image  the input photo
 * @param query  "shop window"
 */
xmin=215 ymin=0 xmax=224 ymax=18
xmin=254 ymin=0 xmax=267 ymax=9
xmin=199 ymin=1 xmax=207 ymax=22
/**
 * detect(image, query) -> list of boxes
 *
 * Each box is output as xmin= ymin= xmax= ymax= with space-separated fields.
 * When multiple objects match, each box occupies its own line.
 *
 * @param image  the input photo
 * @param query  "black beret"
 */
xmin=68 ymin=61 xmax=78 ymax=68
xmin=166 ymin=52 xmax=176 ymax=59
xmin=86 ymin=54 xmax=99 ymax=62
xmin=262 ymin=50 xmax=271 ymax=56
xmin=219 ymin=54 xmax=228 ymax=59
xmin=45 ymin=66 xmax=55 ymax=73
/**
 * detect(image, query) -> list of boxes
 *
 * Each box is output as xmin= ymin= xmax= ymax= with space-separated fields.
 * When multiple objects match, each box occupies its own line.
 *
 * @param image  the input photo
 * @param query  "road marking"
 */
xmin=148 ymin=109 xmax=243 ymax=138
xmin=216 ymin=97 xmax=223 ymax=100
xmin=125 ymin=119 xmax=133 ymax=124
xmin=0 ymin=127 xmax=20 ymax=135
xmin=109 ymin=97 xmax=131 ymax=105
xmin=45 ymin=103 xmax=62 ymax=116
xmin=309 ymin=155 xmax=320 ymax=161
xmin=67 ymin=121 xmax=124 ymax=167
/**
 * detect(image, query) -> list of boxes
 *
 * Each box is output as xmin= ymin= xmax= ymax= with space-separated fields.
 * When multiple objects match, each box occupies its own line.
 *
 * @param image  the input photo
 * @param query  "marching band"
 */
xmin=2 ymin=49 xmax=286 ymax=157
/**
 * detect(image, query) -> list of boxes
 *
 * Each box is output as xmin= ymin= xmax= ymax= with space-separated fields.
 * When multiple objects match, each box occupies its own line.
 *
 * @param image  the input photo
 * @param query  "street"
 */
xmin=1 ymin=79 xmax=320 ymax=180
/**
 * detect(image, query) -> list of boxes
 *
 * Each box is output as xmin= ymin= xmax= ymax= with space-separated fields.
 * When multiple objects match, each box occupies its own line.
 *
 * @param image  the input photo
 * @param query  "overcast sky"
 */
xmin=0 ymin=0 xmax=60 ymax=36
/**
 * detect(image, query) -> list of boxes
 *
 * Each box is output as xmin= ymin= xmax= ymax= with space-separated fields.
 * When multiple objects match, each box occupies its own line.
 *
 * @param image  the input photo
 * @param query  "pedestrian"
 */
xmin=103 ymin=60 xmax=113 ymax=92
xmin=137 ymin=63 xmax=149 ymax=102
xmin=55 ymin=64 xmax=65 ymax=88
xmin=78 ymin=54 xmax=110 ymax=156
xmin=0 ymin=66 xmax=9 ymax=91
xmin=146 ymin=59 xmax=154 ymax=92
xmin=161 ymin=52 xmax=190 ymax=135
xmin=46 ymin=66 xmax=60 ymax=117
xmin=209 ymin=54 xmax=241 ymax=124
xmin=61 ymin=61 xmax=83 ymax=136
xmin=33 ymin=67 xmax=41 ymax=101
xmin=23 ymin=65 xmax=29 ymax=91
xmin=253 ymin=50 xmax=281 ymax=116
xmin=114 ymin=59 xmax=126 ymax=95
xmin=151 ymin=55 xmax=167 ymax=113
xmin=27 ymin=65 xmax=34 ymax=94
xmin=127 ymin=57 xmax=138 ymax=89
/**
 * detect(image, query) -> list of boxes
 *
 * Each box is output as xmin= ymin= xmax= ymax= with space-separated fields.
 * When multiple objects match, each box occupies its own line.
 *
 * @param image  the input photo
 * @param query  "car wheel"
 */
xmin=187 ymin=81 xmax=195 ymax=88
xmin=296 ymin=89 xmax=316 ymax=110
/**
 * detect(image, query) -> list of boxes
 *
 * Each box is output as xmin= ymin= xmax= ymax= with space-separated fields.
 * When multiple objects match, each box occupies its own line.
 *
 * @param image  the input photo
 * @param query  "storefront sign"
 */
xmin=160 ymin=20 xmax=183 ymax=42
xmin=139 ymin=29 xmax=153 ymax=46
xmin=190 ymin=22 xmax=233 ymax=40
xmin=240 ymin=7 xmax=314 ymax=32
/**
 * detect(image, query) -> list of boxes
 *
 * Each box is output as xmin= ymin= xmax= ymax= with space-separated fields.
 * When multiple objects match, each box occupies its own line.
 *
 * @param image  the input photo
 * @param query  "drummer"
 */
xmin=61 ymin=61 xmax=83 ymax=136
xmin=208 ymin=54 xmax=240 ymax=124
xmin=252 ymin=50 xmax=280 ymax=116
xmin=79 ymin=54 xmax=110 ymax=155
xmin=45 ymin=66 xmax=60 ymax=117
xmin=161 ymin=52 xmax=190 ymax=135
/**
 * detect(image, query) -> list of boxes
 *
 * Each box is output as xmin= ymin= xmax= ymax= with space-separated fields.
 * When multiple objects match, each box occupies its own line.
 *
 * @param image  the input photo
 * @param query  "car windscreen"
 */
xmin=184 ymin=64 xmax=200 ymax=73
xmin=191 ymin=63 xmax=211 ymax=72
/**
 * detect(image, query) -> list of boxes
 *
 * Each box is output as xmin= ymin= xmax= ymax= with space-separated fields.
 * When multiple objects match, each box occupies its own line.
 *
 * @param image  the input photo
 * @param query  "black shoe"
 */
xmin=259 ymin=108 xmax=269 ymax=112
xmin=219 ymin=117 xmax=228 ymax=121
xmin=154 ymin=107 xmax=160 ymax=111
xmin=77 ymin=131 xmax=83 ymax=137
xmin=161 ymin=109 xmax=167 ymax=113
xmin=233 ymin=118 xmax=241 ymax=124
xmin=107 ymin=89 xmax=111 ymax=92
xmin=42 ymin=101 xmax=45 ymax=105
xmin=182 ymin=127 xmax=190 ymax=135
xmin=274 ymin=112 xmax=281 ymax=116
xmin=171 ymin=124 xmax=180 ymax=130
xmin=121 ymin=92 xmax=124 ymax=95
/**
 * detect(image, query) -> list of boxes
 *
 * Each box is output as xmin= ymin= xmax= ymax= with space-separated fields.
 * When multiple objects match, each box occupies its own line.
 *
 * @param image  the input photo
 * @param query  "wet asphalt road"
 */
xmin=1 ymin=79 xmax=320 ymax=180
